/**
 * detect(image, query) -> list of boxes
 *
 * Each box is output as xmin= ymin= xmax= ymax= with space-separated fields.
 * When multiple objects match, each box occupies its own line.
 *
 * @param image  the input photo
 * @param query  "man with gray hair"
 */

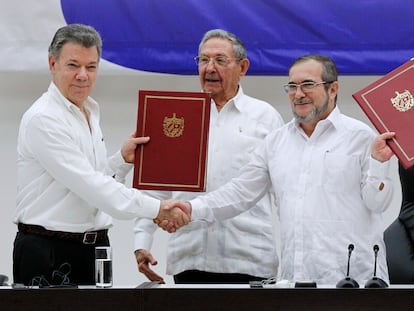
xmin=13 ymin=24 xmax=189 ymax=286
xmin=134 ymin=29 xmax=284 ymax=283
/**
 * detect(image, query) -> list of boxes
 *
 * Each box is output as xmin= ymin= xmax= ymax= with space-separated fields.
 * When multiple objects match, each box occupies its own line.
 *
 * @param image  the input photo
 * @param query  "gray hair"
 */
xmin=198 ymin=29 xmax=247 ymax=60
xmin=290 ymin=54 xmax=338 ymax=83
xmin=48 ymin=23 xmax=102 ymax=60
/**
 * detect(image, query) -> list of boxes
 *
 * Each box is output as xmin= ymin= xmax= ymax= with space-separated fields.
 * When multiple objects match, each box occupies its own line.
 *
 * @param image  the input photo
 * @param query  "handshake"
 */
xmin=154 ymin=199 xmax=192 ymax=233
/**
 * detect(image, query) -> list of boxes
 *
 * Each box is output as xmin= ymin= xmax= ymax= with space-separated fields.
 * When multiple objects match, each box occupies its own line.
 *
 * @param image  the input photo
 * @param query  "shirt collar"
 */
xmin=210 ymin=85 xmax=245 ymax=112
xmin=289 ymin=105 xmax=342 ymax=133
xmin=324 ymin=105 xmax=342 ymax=129
xmin=48 ymin=81 xmax=99 ymax=114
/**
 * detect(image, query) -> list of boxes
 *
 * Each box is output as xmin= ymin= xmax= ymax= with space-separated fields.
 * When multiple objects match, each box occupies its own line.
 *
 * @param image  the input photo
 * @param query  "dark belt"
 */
xmin=18 ymin=223 xmax=108 ymax=245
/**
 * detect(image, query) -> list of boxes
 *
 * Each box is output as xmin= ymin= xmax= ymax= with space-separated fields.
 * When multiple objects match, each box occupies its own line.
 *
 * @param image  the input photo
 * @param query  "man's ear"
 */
xmin=329 ymin=81 xmax=339 ymax=99
xmin=48 ymin=55 xmax=56 ymax=72
xmin=239 ymin=58 xmax=250 ymax=77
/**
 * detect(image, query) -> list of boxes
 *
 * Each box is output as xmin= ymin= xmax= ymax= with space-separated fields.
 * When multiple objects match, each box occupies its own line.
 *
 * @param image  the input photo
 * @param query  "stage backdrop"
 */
xmin=1 ymin=0 xmax=414 ymax=75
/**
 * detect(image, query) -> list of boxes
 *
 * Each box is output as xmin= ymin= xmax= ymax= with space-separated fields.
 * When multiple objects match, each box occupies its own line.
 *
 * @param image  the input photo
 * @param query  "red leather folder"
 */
xmin=352 ymin=58 xmax=414 ymax=169
xmin=133 ymin=90 xmax=211 ymax=191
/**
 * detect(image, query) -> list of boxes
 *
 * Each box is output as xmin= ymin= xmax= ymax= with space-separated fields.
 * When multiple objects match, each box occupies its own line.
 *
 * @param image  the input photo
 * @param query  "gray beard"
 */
xmin=293 ymin=97 xmax=330 ymax=123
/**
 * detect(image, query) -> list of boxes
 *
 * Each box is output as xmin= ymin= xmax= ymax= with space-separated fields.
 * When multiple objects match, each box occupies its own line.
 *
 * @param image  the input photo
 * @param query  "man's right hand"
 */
xmin=155 ymin=199 xmax=191 ymax=233
xmin=134 ymin=249 xmax=165 ymax=284
xmin=121 ymin=131 xmax=150 ymax=163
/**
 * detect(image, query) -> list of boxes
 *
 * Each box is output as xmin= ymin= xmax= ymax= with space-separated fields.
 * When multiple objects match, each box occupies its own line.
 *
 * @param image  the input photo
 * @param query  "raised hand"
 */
xmin=371 ymin=132 xmax=396 ymax=162
xmin=154 ymin=199 xmax=191 ymax=233
xmin=134 ymin=249 xmax=165 ymax=284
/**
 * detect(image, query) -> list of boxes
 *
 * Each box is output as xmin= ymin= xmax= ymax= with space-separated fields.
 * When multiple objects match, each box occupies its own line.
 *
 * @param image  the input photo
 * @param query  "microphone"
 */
xmin=336 ymin=244 xmax=359 ymax=288
xmin=364 ymin=245 xmax=388 ymax=288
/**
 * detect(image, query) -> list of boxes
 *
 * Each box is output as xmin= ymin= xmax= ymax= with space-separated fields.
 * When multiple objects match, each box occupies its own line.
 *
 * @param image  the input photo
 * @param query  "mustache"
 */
xmin=294 ymin=98 xmax=312 ymax=105
xmin=205 ymin=74 xmax=219 ymax=80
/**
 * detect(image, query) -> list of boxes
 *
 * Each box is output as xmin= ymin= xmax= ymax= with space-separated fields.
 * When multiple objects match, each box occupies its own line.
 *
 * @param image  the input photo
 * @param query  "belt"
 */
xmin=18 ymin=223 xmax=108 ymax=245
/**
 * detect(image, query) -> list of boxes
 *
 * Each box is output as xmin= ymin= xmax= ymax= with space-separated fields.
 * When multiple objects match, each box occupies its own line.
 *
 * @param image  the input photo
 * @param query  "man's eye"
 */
xmin=215 ymin=57 xmax=228 ymax=65
xmin=301 ymin=83 xmax=315 ymax=89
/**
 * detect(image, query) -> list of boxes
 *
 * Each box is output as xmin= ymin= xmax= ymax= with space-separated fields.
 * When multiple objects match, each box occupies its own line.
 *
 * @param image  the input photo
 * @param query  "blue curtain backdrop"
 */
xmin=61 ymin=0 xmax=414 ymax=75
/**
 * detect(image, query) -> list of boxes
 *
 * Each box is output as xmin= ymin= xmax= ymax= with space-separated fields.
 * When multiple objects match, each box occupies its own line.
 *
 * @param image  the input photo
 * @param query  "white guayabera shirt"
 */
xmin=191 ymin=106 xmax=393 ymax=285
xmin=134 ymin=86 xmax=284 ymax=278
xmin=15 ymin=82 xmax=159 ymax=233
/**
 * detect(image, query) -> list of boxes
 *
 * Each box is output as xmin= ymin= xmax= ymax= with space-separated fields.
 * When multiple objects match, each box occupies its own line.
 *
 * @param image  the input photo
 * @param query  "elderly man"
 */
xmin=134 ymin=29 xmax=284 ymax=284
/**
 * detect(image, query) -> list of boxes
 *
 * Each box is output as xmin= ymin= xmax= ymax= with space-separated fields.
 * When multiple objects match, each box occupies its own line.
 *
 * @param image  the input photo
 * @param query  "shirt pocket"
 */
xmin=322 ymin=153 xmax=361 ymax=193
xmin=167 ymin=222 xmax=207 ymax=259
xmin=229 ymin=134 xmax=261 ymax=171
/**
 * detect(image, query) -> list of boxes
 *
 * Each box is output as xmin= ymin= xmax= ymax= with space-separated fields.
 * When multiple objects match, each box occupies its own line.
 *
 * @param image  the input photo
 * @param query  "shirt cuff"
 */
xmin=134 ymin=230 xmax=154 ymax=251
xmin=137 ymin=195 xmax=160 ymax=219
xmin=109 ymin=151 xmax=133 ymax=180
xmin=369 ymin=156 xmax=391 ymax=180
xmin=189 ymin=198 xmax=213 ymax=223
xmin=133 ymin=218 xmax=157 ymax=250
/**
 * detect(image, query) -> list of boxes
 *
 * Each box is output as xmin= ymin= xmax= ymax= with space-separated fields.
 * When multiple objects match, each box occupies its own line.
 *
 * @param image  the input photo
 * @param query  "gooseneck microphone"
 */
xmin=346 ymin=244 xmax=354 ymax=277
xmin=364 ymin=245 xmax=389 ymax=288
xmin=336 ymin=244 xmax=360 ymax=288
xmin=373 ymin=245 xmax=379 ymax=276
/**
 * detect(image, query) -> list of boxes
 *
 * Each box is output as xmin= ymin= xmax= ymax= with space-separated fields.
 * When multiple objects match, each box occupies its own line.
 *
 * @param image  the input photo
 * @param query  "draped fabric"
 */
xmin=2 ymin=0 xmax=414 ymax=75
xmin=60 ymin=0 xmax=414 ymax=75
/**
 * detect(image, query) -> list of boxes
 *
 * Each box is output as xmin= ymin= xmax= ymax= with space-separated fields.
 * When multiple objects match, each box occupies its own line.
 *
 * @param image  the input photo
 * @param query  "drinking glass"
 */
xmin=95 ymin=246 xmax=113 ymax=288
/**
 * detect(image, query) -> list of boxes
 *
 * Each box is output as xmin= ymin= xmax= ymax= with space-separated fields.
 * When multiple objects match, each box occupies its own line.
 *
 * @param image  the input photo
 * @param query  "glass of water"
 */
xmin=95 ymin=246 xmax=113 ymax=288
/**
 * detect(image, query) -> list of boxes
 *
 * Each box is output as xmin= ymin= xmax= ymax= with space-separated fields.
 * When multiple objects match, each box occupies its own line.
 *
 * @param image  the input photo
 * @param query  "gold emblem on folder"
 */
xmin=163 ymin=113 xmax=184 ymax=138
xmin=391 ymin=90 xmax=414 ymax=112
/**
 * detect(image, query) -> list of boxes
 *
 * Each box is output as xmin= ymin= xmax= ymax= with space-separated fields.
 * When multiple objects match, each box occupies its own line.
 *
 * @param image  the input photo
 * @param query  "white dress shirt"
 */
xmin=134 ymin=86 xmax=284 ymax=278
xmin=191 ymin=106 xmax=393 ymax=285
xmin=15 ymin=82 xmax=159 ymax=232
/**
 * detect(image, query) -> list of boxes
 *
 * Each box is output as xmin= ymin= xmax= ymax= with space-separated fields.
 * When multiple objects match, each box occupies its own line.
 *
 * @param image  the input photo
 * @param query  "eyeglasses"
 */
xmin=194 ymin=55 xmax=240 ymax=67
xmin=283 ymin=81 xmax=334 ymax=94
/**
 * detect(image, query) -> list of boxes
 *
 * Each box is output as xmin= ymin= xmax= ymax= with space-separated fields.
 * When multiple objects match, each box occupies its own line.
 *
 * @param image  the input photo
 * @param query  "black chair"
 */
xmin=0 ymin=274 xmax=8 ymax=286
xmin=384 ymin=217 xmax=414 ymax=283
xmin=384 ymin=163 xmax=414 ymax=284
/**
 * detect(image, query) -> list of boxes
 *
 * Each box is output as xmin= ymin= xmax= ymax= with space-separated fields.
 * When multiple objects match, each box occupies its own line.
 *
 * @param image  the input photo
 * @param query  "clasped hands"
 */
xmin=154 ymin=199 xmax=192 ymax=233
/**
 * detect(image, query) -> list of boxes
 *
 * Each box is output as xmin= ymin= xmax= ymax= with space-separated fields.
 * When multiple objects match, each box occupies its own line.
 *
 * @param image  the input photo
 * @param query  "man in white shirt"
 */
xmin=13 ymin=24 xmax=189 ymax=286
xmin=134 ymin=29 xmax=284 ymax=283
xmin=165 ymin=54 xmax=395 ymax=285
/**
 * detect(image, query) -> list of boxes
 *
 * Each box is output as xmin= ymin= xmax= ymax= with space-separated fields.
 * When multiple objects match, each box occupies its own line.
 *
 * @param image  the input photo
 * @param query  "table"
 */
xmin=2 ymin=284 xmax=414 ymax=311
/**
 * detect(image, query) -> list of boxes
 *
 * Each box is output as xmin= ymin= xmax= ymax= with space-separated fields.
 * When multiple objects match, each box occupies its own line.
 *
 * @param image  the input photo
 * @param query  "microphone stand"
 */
xmin=365 ymin=245 xmax=388 ymax=288
xmin=336 ymin=244 xmax=359 ymax=288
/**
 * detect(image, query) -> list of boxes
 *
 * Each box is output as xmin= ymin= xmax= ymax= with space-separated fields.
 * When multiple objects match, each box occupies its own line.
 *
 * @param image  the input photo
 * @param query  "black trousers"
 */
xmin=13 ymin=231 xmax=109 ymax=286
xmin=174 ymin=269 xmax=266 ymax=284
